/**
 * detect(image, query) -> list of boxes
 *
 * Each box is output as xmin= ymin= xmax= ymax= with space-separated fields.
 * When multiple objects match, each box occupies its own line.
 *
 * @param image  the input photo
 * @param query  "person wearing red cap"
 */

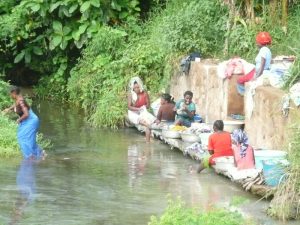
xmin=255 ymin=32 xmax=272 ymax=78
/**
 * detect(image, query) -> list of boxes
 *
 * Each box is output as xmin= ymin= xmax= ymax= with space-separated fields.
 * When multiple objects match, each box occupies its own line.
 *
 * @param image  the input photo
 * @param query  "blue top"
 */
xmin=255 ymin=46 xmax=272 ymax=73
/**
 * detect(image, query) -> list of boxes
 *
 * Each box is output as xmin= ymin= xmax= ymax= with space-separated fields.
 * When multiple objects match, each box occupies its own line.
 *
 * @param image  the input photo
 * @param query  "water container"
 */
xmin=254 ymin=150 xmax=287 ymax=170
xmin=193 ymin=114 xmax=202 ymax=123
xmin=262 ymin=160 xmax=286 ymax=187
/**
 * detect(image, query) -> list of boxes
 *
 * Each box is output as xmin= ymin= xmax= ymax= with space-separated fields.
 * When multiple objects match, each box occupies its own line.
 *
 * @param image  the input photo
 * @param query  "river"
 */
xmin=0 ymin=101 xmax=295 ymax=225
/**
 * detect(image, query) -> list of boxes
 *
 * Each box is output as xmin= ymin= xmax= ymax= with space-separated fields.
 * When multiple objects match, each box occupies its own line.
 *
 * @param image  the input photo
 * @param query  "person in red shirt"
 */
xmin=207 ymin=120 xmax=234 ymax=165
xmin=127 ymin=77 xmax=156 ymax=142
xmin=197 ymin=120 xmax=233 ymax=173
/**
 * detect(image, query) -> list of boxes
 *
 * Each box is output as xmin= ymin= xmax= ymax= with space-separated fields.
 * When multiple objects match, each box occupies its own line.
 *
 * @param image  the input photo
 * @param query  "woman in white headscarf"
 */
xmin=127 ymin=77 xmax=156 ymax=142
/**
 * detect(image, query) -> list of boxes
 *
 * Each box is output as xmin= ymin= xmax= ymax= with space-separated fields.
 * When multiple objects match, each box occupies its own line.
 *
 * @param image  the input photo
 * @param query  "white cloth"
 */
xmin=128 ymin=106 xmax=156 ymax=125
xmin=128 ymin=77 xmax=145 ymax=104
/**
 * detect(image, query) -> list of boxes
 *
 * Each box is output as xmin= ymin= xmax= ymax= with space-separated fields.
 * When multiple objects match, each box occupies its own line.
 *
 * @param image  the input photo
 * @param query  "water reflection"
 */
xmin=10 ymin=160 xmax=37 ymax=225
xmin=128 ymin=144 xmax=152 ymax=188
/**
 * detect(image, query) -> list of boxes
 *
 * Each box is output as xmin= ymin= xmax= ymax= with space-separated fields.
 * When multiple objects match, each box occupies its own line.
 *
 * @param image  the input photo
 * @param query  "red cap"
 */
xmin=256 ymin=32 xmax=272 ymax=45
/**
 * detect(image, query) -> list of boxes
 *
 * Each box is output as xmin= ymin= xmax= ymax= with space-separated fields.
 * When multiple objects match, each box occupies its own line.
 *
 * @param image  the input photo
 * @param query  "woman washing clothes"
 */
xmin=3 ymin=86 xmax=45 ymax=160
xmin=197 ymin=120 xmax=233 ymax=172
xmin=127 ymin=77 xmax=156 ymax=142
xmin=154 ymin=93 xmax=176 ymax=126
xmin=175 ymin=91 xmax=196 ymax=127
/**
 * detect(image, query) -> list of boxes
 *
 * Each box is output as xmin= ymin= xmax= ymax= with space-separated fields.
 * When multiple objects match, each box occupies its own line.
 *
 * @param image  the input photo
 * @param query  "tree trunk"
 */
xmin=282 ymin=0 xmax=288 ymax=28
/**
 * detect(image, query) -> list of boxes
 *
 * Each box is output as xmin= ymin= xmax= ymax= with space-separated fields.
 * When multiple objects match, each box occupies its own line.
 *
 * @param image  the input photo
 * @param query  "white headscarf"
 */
xmin=128 ymin=77 xmax=145 ymax=104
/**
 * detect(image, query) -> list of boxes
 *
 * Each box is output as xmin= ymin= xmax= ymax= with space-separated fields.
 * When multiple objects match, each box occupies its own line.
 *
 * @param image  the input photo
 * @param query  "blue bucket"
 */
xmin=193 ymin=114 xmax=202 ymax=123
xmin=262 ymin=160 xmax=286 ymax=187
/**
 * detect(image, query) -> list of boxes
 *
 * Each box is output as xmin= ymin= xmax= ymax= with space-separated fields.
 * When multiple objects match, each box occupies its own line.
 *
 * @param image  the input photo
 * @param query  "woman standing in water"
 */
xmin=3 ymin=86 xmax=44 ymax=159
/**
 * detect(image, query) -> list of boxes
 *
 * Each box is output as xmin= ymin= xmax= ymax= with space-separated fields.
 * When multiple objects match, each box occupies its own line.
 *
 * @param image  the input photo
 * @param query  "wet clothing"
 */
xmin=175 ymin=99 xmax=196 ymax=127
xmin=134 ymin=92 xmax=148 ymax=108
xmin=157 ymin=103 xmax=176 ymax=122
xmin=17 ymin=109 xmax=43 ymax=159
xmin=208 ymin=131 xmax=233 ymax=165
xmin=255 ymin=46 xmax=272 ymax=74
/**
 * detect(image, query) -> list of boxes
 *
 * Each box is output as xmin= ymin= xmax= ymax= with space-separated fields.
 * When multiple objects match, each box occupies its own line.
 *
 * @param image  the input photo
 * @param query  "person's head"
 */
xmin=183 ymin=91 xmax=193 ymax=104
xmin=256 ymin=32 xmax=272 ymax=48
xmin=133 ymin=81 xmax=141 ymax=94
xmin=9 ymin=85 xmax=21 ymax=99
xmin=213 ymin=120 xmax=224 ymax=132
xmin=161 ymin=93 xmax=173 ymax=104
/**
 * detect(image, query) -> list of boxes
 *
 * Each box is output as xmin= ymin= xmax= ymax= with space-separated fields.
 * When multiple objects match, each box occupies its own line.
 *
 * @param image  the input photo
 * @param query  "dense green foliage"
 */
xmin=0 ymin=0 xmax=142 ymax=98
xmin=148 ymin=198 xmax=252 ymax=225
xmin=68 ymin=0 xmax=228 ymax=127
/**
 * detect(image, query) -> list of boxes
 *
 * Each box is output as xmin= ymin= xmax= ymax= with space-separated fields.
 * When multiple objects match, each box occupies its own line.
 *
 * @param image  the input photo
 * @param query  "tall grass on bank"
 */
xmin=148 ymin=198 xmax=253 ymax=225
xmin=269 ymin=113 xmax=300 ymax=220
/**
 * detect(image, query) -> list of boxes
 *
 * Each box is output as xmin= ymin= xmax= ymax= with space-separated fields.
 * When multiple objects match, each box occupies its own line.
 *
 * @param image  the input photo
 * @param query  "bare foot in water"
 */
xmin=197 ymin=162 xmax=205 ymax=173
xmin=41 ymin=150 xmax=47 ymax=160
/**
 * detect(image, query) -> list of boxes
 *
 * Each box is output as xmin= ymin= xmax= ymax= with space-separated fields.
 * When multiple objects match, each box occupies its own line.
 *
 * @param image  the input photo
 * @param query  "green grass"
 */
xmin=148 ymin=198 xmax=254 ymax=225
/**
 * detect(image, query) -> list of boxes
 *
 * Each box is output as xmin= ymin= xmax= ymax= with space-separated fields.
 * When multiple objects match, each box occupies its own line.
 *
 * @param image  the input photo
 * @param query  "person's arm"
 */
xmin=184 ymin=103 xmax=196 ymax=119
xmin=2 ymin=104 xmax=15 ymax=113
xmin=145 ymin=91 xmax=150 ymax=109
xmin=155 ymin=106 xmax=163 ymax=124
xmin=127 ymin=94 xmax=140 ymax=112
xmin=16 ymin=100 xmax=29 ymax=123
xmin=208 ymin=135 xmax=214 ymax=155
xmin=256 ymin=57 xmax=266 ymax=78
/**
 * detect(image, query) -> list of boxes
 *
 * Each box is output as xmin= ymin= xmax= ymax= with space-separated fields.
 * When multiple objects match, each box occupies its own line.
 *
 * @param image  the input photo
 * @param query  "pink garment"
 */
xmin=225 ymin=58 xmax=255 ymax=79
xmin=233 ymin=144 xmax=255 ymax=170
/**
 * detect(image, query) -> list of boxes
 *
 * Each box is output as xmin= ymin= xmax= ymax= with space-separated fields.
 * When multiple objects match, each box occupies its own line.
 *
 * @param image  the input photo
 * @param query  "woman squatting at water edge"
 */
xmin=197 ymin=120 xmax=234 ymax=173
xmin=3 ymin=86 xmax=46 ymax=160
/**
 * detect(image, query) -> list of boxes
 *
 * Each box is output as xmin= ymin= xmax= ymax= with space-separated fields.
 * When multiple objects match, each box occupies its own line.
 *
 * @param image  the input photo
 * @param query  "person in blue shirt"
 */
xmin=255 ymin=31 xmax=272 ymax=78
xmin=175 ymin=91 xmax=196 ymax=127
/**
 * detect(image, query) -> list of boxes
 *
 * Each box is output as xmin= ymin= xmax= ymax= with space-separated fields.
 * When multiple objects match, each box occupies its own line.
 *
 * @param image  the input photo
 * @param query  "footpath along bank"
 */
xmin=130 ymin=59 xmax=299 ymax=200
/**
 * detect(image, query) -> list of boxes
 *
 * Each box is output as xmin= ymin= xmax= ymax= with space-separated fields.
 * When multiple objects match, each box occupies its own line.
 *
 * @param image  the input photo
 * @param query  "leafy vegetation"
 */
xmin=67 ymin=0 xmax=228 ymax=127
xmin=148 ymin=198 xmax=253 ymax=225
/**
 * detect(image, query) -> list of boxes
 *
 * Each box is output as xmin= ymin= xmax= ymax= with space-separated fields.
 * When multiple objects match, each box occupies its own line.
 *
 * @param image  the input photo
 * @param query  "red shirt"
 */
xmin=208 ymin=131 xmax=233 ymax=165
xmin=134 ymin=92 xmax=148 ymax=108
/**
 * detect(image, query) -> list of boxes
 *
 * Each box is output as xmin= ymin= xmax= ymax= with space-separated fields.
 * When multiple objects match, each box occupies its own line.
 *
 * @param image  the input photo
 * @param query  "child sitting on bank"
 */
xmin=175 ymin=91 xmax=196 ymax=127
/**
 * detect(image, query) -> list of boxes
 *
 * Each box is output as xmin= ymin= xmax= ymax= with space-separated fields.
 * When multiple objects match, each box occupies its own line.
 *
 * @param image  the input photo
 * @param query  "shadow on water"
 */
xmin=0 ymin=100 xmax=297 ymax=225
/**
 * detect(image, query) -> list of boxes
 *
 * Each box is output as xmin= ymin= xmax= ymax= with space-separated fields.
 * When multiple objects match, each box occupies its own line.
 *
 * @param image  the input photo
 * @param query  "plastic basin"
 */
xmin=254 ymin=150 xmax=287 ymax=170
xmin=262 ymin=160 xmax=286 ymax=186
